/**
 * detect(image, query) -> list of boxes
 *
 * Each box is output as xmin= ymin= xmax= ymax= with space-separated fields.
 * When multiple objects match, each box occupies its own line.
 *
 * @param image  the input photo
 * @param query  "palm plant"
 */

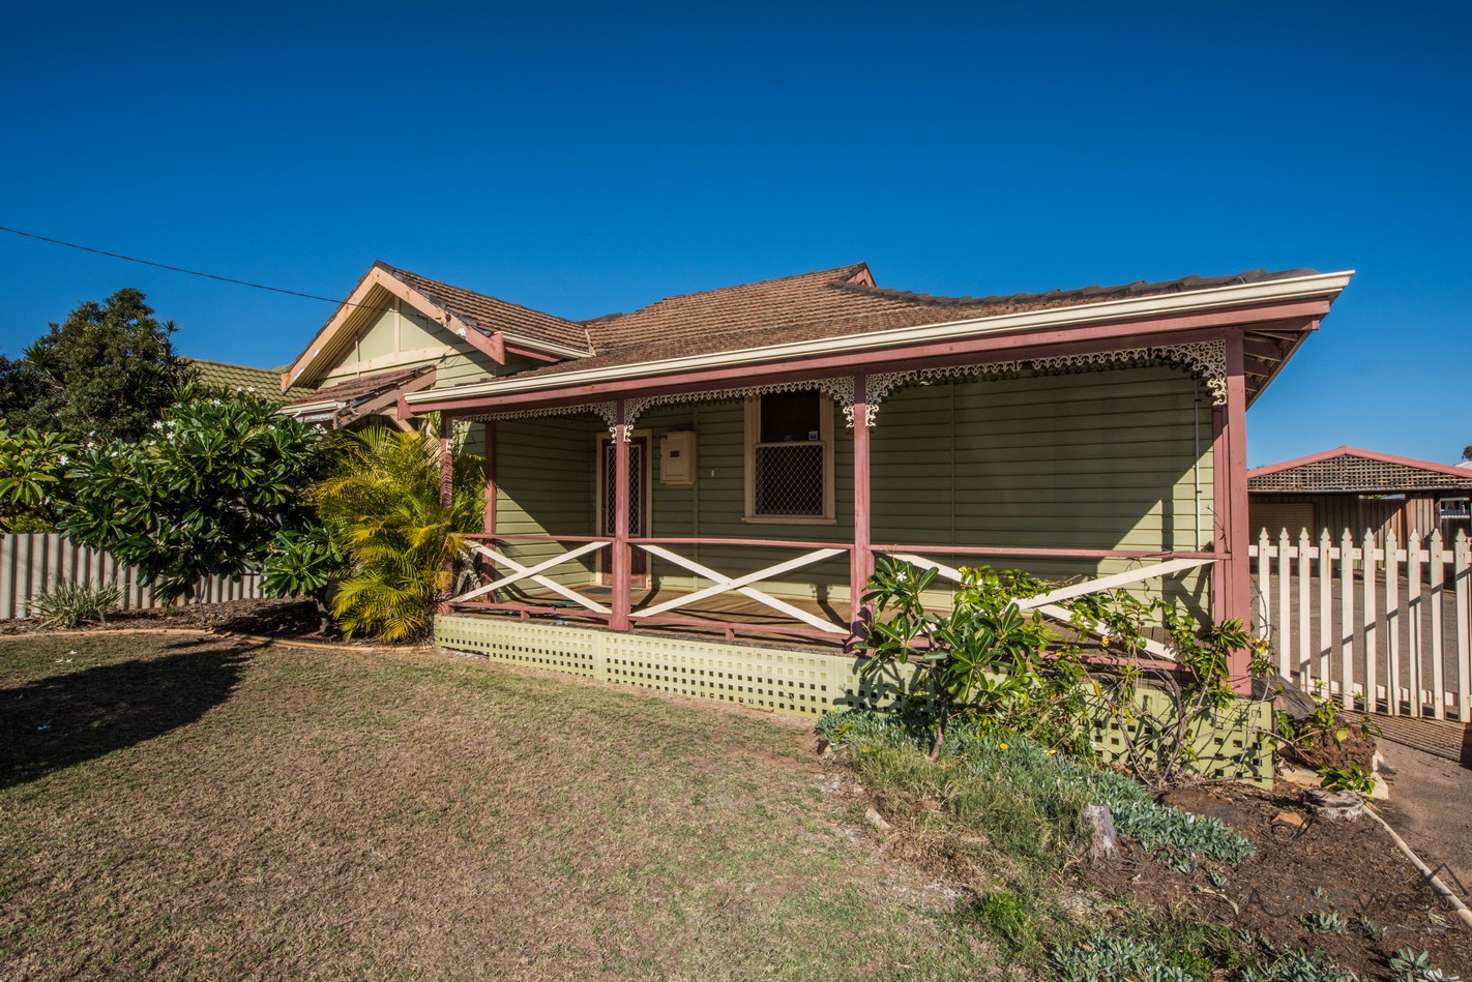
xmin=312 ymin=426 xmax=483 ymax=641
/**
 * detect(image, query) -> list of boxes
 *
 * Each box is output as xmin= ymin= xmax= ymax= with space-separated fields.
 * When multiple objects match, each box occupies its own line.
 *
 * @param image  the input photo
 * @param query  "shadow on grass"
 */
xmin=0 ymin=640 xmax=256 ymax=789
xmin=208 ymin=600 xmax=328 ymax=637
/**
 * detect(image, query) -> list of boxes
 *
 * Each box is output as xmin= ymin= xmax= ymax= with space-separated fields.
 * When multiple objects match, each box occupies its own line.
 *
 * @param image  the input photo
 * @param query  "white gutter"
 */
xmin=279 ymin=399 xmax=344 ymax=419
xmin=406 ymin=270 xmax=1353 ymax=404
xmin=497 ymin=330 xmax=593 ymax=360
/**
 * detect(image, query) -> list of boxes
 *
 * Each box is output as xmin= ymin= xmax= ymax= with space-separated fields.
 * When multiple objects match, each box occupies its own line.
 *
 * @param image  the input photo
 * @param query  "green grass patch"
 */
xmin=958 ymin=890 xmax=1038 ymax=953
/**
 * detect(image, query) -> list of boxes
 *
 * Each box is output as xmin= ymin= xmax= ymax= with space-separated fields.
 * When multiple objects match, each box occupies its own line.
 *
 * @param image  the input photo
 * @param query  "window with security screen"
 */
xmin=744 ymin=391 xmax=834 ymax=522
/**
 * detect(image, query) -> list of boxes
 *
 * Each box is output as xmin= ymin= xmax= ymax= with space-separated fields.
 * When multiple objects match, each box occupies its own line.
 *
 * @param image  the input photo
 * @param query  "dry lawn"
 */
xmin=0 ymin=633 xmax=998 ymax=980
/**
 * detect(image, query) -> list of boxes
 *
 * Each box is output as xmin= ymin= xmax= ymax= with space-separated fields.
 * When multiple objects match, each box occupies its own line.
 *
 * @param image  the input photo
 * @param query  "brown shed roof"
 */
xmin=1249 ymin=447 xmax=1472 ymax=494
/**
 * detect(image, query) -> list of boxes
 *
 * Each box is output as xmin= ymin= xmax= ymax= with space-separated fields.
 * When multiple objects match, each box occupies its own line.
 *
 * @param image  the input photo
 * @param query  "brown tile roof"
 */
xmin=284 ymin=366 xmax=429 ymax=409
xmin=377 ymin=262 xmax=590 ymax=352
xmin=499 ymin=265 xmax=1318 ymax=381
xmin=580 ymin=263 xmax=880 ymax=348
xmin=306 ymin=261 xmax=1321 ymax=398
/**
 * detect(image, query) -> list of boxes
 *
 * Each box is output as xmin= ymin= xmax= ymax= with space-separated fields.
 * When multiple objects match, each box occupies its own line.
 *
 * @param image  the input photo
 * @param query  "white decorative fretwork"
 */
xmin=465 ymin=339 xmax=1227 ymax=435
xmin=469 ymin=400 xmax=621 ymax=435
xmin=623 ymin=377 xmax=856 ymax=429
xmin=858 ymin=340 xmax=1226 ymax=426
xmin=860 ymin=362 xmax=1023 ymax=427
xmin=1029 ymin=339 xmax=1227 ymax=405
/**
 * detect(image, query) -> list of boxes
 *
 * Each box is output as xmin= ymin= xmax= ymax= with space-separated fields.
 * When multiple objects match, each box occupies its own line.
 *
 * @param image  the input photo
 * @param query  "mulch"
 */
xmin=0 ymin=599 xmax=372 ymax=644
xmin=1283 ymin=722 xmax=1380 ymax=772
xmin=1082 ymin=783 xmax=1472 ymax=978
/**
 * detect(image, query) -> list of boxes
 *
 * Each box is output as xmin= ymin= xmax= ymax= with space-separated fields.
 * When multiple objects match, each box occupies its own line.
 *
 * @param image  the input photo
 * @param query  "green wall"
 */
xmin=478 ymin=365 xmax=1214 ymax=614
xmin=317 ymin=295 xmax=544 ymax=390
xmin=463 ymin=416 xmax=598 ymax=595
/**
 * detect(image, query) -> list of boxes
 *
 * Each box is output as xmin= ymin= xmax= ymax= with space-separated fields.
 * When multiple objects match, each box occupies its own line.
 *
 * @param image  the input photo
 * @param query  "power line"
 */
xmin=0 ymin=224 xmax=380 ymax=310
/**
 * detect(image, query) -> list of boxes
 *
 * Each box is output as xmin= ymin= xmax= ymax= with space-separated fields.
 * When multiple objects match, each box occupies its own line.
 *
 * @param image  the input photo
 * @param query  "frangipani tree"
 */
xmin=63 ymin=394 xmax=328 ymax=601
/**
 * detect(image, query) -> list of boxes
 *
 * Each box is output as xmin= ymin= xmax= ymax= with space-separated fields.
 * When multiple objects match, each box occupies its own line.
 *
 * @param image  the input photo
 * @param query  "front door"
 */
xmin=597 ymin=434 xmax=650 ymax=580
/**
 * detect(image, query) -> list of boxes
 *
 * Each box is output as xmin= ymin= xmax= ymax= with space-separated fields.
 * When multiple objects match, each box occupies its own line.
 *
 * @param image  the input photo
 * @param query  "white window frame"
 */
xmin=742 ymin=394 xmax=836 ymax=525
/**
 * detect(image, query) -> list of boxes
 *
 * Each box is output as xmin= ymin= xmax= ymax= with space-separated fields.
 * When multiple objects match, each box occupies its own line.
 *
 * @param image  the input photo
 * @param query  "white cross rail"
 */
xmin=888 ymin=553 xmax=1215 ymax=661
xmin=453 ymin=541 xmax=611 ymax=614
xmin=632 ymin=545 xmax=849 ymax=634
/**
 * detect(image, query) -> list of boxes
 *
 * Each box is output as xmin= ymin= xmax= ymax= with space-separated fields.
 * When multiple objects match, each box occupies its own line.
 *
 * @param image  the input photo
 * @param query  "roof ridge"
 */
xmin=831 ymin=267 xmax=1320 ymax=309
xmin=579 ymin=262 xmax=869 ymax=326
xmin=1249 ymin=445 xmax=1472 ymax=482
xmin=374 ymin=261 xmax=584 ymax=331
xmin=181 ymin=356 xmax=274 ymax=369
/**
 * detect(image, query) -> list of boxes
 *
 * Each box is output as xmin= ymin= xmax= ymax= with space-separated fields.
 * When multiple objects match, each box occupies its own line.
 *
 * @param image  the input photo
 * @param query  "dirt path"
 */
xmin=1376 ymin=740 xmax=1472 ymax=900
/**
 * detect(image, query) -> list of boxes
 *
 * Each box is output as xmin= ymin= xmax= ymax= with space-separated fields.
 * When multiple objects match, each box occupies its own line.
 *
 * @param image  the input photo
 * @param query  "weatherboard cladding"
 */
xmin=473 ymin=365 xmax=1213 ymax=603
xmin=312 ymin=298 xmax=546 ymax=392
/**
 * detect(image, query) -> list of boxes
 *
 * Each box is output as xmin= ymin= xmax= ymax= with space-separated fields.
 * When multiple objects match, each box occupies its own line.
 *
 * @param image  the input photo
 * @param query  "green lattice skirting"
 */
xmin=434 ymin=614 xmax=1273 ymax=785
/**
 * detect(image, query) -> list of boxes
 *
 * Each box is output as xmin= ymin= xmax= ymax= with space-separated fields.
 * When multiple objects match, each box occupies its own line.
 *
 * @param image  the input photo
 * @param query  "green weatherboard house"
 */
xmin=274 ymin=259 xmax=1351 ymax=750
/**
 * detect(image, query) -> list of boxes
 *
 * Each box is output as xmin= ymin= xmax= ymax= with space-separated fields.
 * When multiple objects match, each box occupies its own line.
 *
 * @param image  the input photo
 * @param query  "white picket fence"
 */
xmin=0 ymin=532 xmax=263 ymax=620
xmin=1251 ymin=527 xmax=1472 ymax=722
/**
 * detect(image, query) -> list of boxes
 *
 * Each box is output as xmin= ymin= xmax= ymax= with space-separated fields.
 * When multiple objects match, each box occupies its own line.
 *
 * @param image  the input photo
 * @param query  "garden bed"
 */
xmin=0 ymin=598 xmax=358 ymax=643
xmin=1084 ymin=783 xmax=1472 ymax=978
xmin=820 ymin=711 xmax=1469 ymax=979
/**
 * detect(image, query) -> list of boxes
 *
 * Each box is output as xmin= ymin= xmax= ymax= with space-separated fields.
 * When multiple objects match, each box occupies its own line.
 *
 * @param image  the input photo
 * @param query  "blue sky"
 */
xmin=2 ymin=3 xmax=1467 ymax=466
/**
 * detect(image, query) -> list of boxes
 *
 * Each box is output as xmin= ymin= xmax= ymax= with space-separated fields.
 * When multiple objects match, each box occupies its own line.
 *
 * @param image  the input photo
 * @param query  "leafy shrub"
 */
xmin=261 ymin=525 xmax=348 ymax=633
xmin=1275 ymin=697 xmax=1349 ymax=749
xmin=1081 ymin=601 xmax=1264 ymax=789
xmin=1054 ymin=933 xmax=1355 ymax=982
xmin=262 ymin=525 xmax=345 ymax=598
xmin=310 ymin=427 xmax=484 ymax=641
xmin=1317 ymin=764 xmax=1375 ymax=797
xmin=0 ymin=423 xmax=74 ymax=531
xmin=1390 ymin=948 xmax=1461 ymax=982
xmin=62 ymin=394 xmax=327 ymax=602
xmin=1049 ymin=933 xmax=1190 ymax=981
xmin=856 ymin=556 xmax=1089 ymax=759
xmin=1239 ymin=946 xmax=1359 ymax=981
xmin=820 ymin=712 xmax=1255 ymax=870
xmin=855 ymin=554 xmax=1269 ymax=786
xmin=1273 ymin=697 xmax=1379 ymax=773
xmin=30 ymin=580 xmax=121 ymax=628
xmin=1299 ymin=910 xmax=1347 ymax=934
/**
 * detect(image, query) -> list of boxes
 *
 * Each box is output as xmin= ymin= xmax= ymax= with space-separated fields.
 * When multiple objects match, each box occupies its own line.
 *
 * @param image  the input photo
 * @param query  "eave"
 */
xmin=405 ymin=270 xmax=1352 ymax=414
